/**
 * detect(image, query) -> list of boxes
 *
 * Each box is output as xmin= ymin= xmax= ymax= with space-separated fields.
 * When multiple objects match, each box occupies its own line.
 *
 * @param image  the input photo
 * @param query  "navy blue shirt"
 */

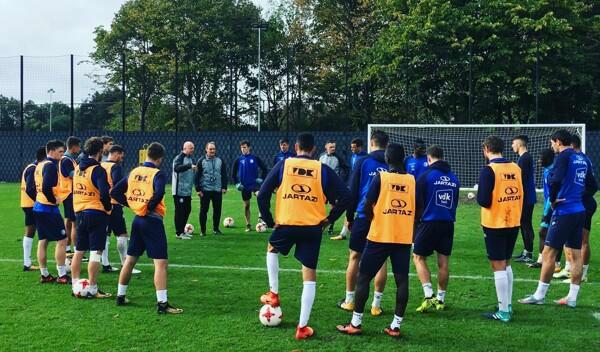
xmin=416 ymin=160 xmax=460 ymax=222
xmin=351 ymin=150 xmax=368 ymax=171
xmin=518 ymin=151 xmax=537 ymax=205
xmin=78 ymin=156 xmax=111 ymax=213
xmin=405 ymin=155 xmax=428 ymax=179
xmin=578 ymin=151 xmax=598 ymax=212
xmin=477 ymin=157 xmax=516 ymax=209
xmin=111 ymin=161 xmax=167 ymax=213
xmin=549 ymin=148 xmax=590 ymax=215
xmin=273 ymin=151 xmax=296 ymax=167
xmin=346 ymin=150 xmax=387 ymax=222
xmin=232 ymin=154 xmax=268 ymax=190
xmin=24 ymin=162 xmax=38 ymax=201
xmin=257 ymin=155 xmax=351 ymax=228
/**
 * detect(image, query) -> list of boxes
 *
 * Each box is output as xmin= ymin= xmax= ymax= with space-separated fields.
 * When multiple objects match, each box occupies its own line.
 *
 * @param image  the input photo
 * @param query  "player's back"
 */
xmin=355 ymin=150 xmax=388 ymax=215
xmin=419 ymin=161 xmax=460 ymax=222
xmin=553 ymin=149 xmax=587 ymax=214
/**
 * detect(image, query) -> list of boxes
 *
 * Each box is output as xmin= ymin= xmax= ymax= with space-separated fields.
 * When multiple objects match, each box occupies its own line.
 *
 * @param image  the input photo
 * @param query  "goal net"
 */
xmin=368 ymin=124 xmax=586 ymax=190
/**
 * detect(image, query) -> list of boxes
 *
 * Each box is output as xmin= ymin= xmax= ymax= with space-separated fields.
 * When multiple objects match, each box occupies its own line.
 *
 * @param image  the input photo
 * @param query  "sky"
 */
xmin=0 ymin=0 xmax=271 ymax=102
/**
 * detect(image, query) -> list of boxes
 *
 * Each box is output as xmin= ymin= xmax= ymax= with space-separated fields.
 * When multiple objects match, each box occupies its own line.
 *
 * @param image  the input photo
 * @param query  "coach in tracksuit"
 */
xmin=413 ymin=146 xmax=460 ymax=312
xmin=172 ymin=141 xmax=196 ymax=239
xmin=319 ymin=140 xmax=350 ymax=236
xmin=232 ymin=140 xmax=268 ymax=232
xmin=195 ymin=142 xmax=228 ymax=236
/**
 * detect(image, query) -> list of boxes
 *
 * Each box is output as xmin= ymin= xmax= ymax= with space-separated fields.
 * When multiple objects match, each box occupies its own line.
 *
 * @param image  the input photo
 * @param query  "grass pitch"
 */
xmin=0 ymin=183 xmax=599 ymax=351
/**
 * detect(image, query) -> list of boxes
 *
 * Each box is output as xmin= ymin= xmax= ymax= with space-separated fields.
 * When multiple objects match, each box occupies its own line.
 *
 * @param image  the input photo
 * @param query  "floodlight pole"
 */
xmin=47 ymin=88 xmax=55 ymax=132
xmin=252 ymin=22 xmax=268 ymax=132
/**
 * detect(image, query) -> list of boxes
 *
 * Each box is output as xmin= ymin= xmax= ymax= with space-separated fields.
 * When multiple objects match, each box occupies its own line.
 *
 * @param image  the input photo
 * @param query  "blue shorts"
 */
xmin=546 ymin=212 xmax=585 ymax=250
xmin=62 ymin=195 xmax=76 ymax=221
xmin=34 ymin=211 xmax=66 ymax=242
xmin=349 ymin=217 xmax=370 ymax=253
xmin=128 ymin=216 xmax=168 ymax=259
xmin=108 ymin=204 xmax=127 ymax=236
xmin=75 ymin=212 xmax=108 ymax=251
xmin=23 ymin=207 xmax=35 ymax=227
xmin=413 ymin=221 xmax=454 ymax=257
xmin=359 ymin=240 xmax=411 ymax=277
xmin=269 ymin=225 xmax=322 ymax=269
xmin=483 ymin=227 xmax=519 ymax=261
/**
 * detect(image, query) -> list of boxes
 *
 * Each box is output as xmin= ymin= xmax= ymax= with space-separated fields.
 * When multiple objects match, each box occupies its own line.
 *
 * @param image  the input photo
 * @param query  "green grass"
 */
xmin=0 ymin=183 xmax=599 ymax=351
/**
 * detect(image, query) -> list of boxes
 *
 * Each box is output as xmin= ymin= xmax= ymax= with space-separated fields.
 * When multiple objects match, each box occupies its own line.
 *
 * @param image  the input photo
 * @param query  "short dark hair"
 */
xmin=482 ymin=135 xmax=504 ymax=154
xmin=101 ymin=135 xmax=114 ymax=144
xmin=46 ymin=139 xmax=65 ymax=153
xmin=326 ymin=139 xmax=336 ymax=145
xmin=147 ymin=142 xmax=165 ymax=160
xmin=540 ymin=148 xmax=555 ymax=168
xmin=513 ymin=134 xmax=529 ymax=146
xmin=36 ymin=146 xmax=47 ymax=162
xmin=370 ymin=130 xmax=389 ymax=148
xmin=571 ymin=134 xmax=582 ymax=149
xmin=109 ymin=145 xmax=125 ymax=154
xmin=414 ymin=138 xmax=426 ymax=157
xmin=279 ymin=138 xmax=289 ymax=145
xmin=385 ymin=143 xmax=405 ymax=169
xmin=240 ymin=140 xmax=250 ymax=147
xmin=551 ymin=130 xmax=571 ymax=146
xmin=66 ymin=136 xmax=81 ymax=149
xmin=84 ymin=137 xmax=104 ymax=156
xmin=296 ymin=133 xmax=315 ymax=152
xmin=351 ymin=138 xmax=364 ymax=148
xmin=427 ymin=145 xmax=444 ymax=159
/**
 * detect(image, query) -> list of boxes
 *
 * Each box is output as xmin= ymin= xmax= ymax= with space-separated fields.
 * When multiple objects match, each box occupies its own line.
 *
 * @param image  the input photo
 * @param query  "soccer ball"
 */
xmin=259 ymin=304 xmax=282 ymax=327
xmin=256 ymin=222 xmax=267 ymax=233
xmin=223 ymin=217 xmax=234 ymax=228
xmin=184 ymin=223 xmax=194 ymax=234
xmin=467 ymin=192 xmax=476 ymax=200
xmin=72 ymin=278 xmax=91 ymax=298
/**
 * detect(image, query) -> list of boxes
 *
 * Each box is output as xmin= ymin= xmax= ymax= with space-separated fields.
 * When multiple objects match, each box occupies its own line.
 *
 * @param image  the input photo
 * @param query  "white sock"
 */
xmin=101 ymin=238 xmax=110 ymax=266
xmin=555 ymin=261 xmax=561 ymax=268
xmin=66 ymin=245 xmax=71 ymax=252
xmin=567 ymin=283 xmax=580 ymax=302
xmin=266 ymin=252 xmax=279 ymax=294
xmin=117 ymin=284 xmax=128 ymax=296
xmin=117 ymin=237 xmax=128 ymax=265
xmin=422 ymin=282 xmax=434 ymax=298
xmin=298 ymin=281 xmax=316 ymax=328
xmin=533 ymin=281 xmax=550 ymax=300
xmin=351 ymin=311 xmax=363 ymax=327
xmin=565 ymin=260 xmax=571 ymax=272
xmin=345 ymin=291 xmax=355 ymax=304
xmin=89 ymin=284 xmax=98 ymax=295
xmin=582 ymin=264 xmax=589 ymax=279
xmin=436 ymin=290 xmax=446 ymax=303
xmin=537 ymin=253 xmax=543 ymax=264
xmin=40 ymin=267 xmax=49 ymax=276
xmin=372 ymin=291 xmax=383 ymax=308
xmin=340 ymin=225 xmax=349 ymax=236
xmin=506 ymin=266 xmax=514 ymax=306
xmin=23 ymin=236 xmax=33 ymax=267
xmin=494 ymin=271 xmax=509 ymax=312
xmin=390 ymin=314 xmax=403 ymax=330
xmin=156 ymin=289 xmax=168 ymax=303
xmin=57 ymin=265 xmax=67 ymax=277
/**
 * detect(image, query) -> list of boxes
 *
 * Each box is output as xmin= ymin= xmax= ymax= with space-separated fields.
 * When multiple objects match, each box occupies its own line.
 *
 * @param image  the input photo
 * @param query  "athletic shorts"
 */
xmin=107 ymin=204 xmax=127 ymax=235
xmin=128 ymin=215 xmax=168 ymax=259
xmin=75 ymin=212 xmax=108 ymax=251
xmin=359 ymin=240 xmax=411 ymax=277
xmin=546 ymin=212 xmax=585 ymax=250
xmin=23 ymin=207 xmax=35 ymax=226
xmin=269 ymin=225 xmax=323 ymax=269
xmin=349 ymin=217 xmax=370 ymax=253
xmin=34 ymin=211 xmax=66 ymax=241
xmin=483 ymin=227 xmax=519 ymax=261
xmin=413 ymin=221 xmax=454 ymax=257
xmin=62 ymin=195 xmax=76 ymax=221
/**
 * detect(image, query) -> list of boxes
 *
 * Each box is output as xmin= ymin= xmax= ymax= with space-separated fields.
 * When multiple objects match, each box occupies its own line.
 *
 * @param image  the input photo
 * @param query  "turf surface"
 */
xmin=0 ymin=183 xmax=599 ymax=351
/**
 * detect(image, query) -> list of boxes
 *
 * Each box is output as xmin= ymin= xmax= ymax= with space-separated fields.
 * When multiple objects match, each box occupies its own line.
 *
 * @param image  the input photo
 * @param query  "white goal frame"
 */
xmin=367 ymin=123 xmax=586 ymax=191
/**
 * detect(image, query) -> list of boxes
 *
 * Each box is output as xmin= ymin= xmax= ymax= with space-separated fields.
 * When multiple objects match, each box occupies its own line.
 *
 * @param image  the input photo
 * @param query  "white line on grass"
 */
xmin=2 ymin=258 xmax=595 ymax=285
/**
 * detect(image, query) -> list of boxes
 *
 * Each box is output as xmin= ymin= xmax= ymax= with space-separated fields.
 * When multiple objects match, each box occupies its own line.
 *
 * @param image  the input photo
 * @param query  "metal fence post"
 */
xmin=70 ymin=54 xmax=74 ymax=134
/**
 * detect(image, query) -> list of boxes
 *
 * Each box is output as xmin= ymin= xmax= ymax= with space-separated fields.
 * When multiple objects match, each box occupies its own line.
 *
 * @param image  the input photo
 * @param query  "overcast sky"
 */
xmin=0 ymin=0 xmax=272 ymax=102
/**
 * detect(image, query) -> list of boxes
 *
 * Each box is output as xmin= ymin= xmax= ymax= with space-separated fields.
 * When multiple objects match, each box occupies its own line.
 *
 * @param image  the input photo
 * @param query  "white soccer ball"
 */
xmin=223 ymin=217 xmax=235 ymax=228
xmin=259 ymin=304 xmax=283 ymax=327
xmin=73 ymin=278 xmax=91 ymax=298
xmin=184 ymin=223 xmax=194 ymax=234
xmin=467 ymin=192 xmax=476 ymax=200
xmin=256 ymin=222 xmax=267 ymax=233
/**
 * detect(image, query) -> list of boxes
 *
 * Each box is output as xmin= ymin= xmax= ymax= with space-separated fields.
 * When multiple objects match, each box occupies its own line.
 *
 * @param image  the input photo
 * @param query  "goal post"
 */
xmin=367 ymin=123 xmax=586 ymax=191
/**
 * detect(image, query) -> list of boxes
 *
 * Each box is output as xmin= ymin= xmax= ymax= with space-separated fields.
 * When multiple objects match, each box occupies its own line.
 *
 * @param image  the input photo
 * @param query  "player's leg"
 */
xmin=87 ymin=214 xmax=111 ymax=297
xmin=582 ymin=228 xmax=590 ymax=280
xmin=296 ymin=265 xmax=317 ymax=339
xmin=244 ymin=200 xmax=251 ymax=231
xmin=482 ymin=228 xmax=513 ymax=321
xmin=371 ymin=263 xmax=387 ymax=315
xmin=531 ymin=226 xmax=548 ymax=268
xmin=555 ymin=212 xmax=585 ymax=307
xmin=117 ymin=216 xmax=144 ymax=305
xmin=22 ymin=208 xmax=38 ymax=271
xmin=183 ymin=196 xmax=192 ymax=231
xmin=384 ymin=244 xmax=411 ymax=337
xmin=37 ymin=238 xmax=52 ymax=281
xmin=261 ymin=227 xmax=294 ymax=307
xmin=339 ymin=218 xmax=368 ymax=310
xmin=436 ymin=254 xmax=449 ymax=305
xmin=71 ymin=213 xmax=88 ymax=288
xmin=199 ymin=193 xmax=210 ymax=236
xmin=212 ymin=192 xmax=223 ymax=234
xmin=173 ymin=195 xmax=187 ymax=238
xmin=293 ymin=227 xmax=322 ymax=339
xmin=515 ymin=204 xmax=535 ymax=263
xmin=51 ymin=212 xmax=69 ymax=284
xmin=413 ymin=222 xmax=435 ymax=311
xmin=504 ymin=228 xmax=519 ymax=313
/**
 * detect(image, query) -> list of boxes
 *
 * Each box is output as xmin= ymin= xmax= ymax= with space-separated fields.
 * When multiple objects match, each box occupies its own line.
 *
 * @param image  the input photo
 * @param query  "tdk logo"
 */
xmin=390 ymin=184 xmax=407 ymax=193
xmin=502 ymin=173 xmax=516 ymax=180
